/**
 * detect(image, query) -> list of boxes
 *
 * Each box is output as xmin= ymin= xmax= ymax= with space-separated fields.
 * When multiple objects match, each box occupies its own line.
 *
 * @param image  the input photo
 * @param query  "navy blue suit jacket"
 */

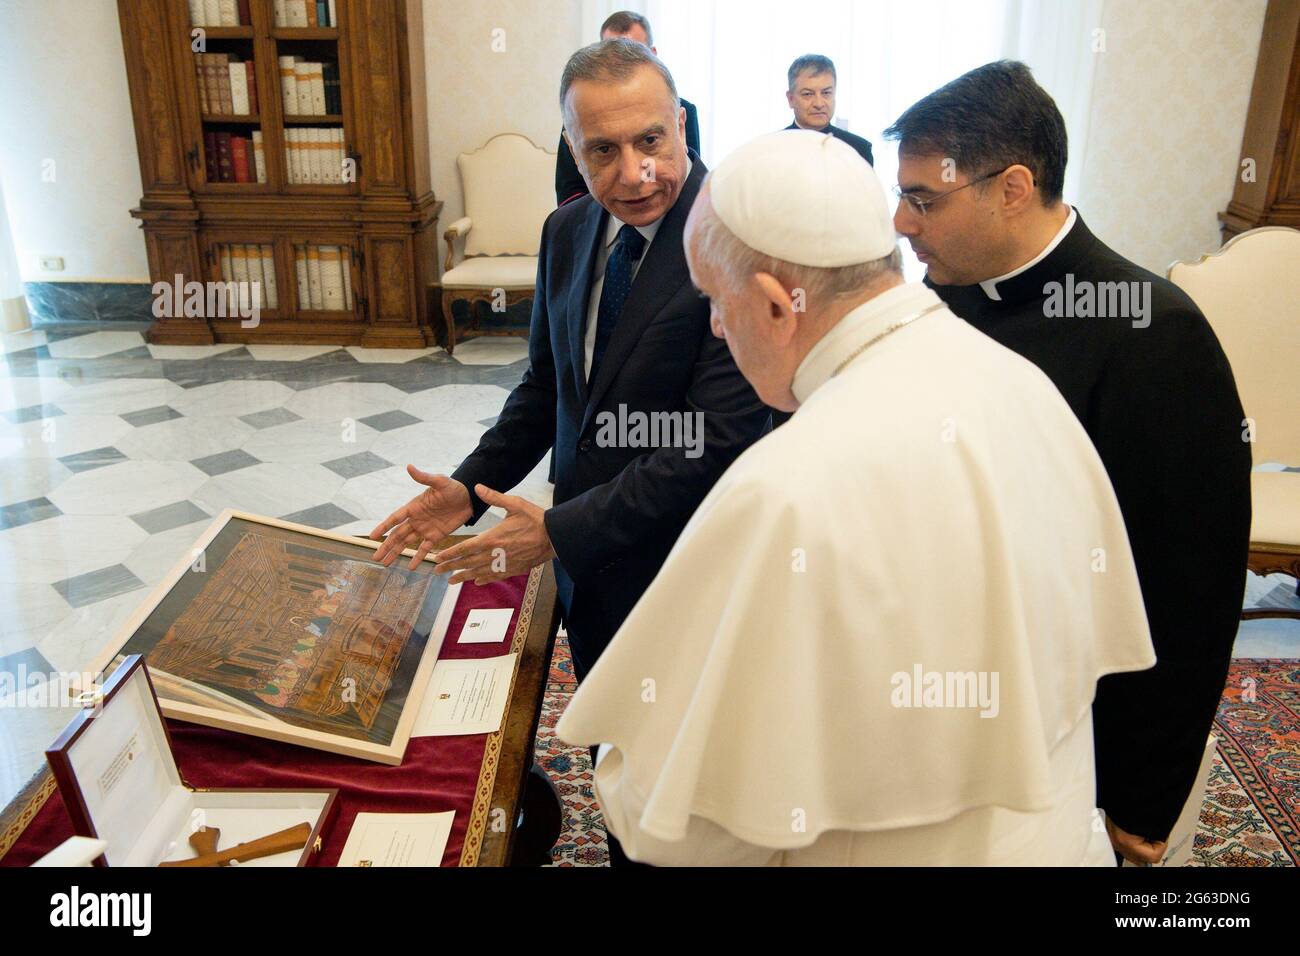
xmin=452 ymin=153 xmax=770 ymax=674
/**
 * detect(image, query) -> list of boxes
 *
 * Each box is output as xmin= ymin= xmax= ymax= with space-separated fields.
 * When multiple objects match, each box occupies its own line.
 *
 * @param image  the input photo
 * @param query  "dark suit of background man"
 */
xmin=885 ymin=60 xmax=1252 ymax=865
xmin=371 ymin=39 xmax=768 ymax=686
xmin=784 ymin=53 xmax=874 ymax=166
xmin=555 ymin=10 xmax=701 ymax=206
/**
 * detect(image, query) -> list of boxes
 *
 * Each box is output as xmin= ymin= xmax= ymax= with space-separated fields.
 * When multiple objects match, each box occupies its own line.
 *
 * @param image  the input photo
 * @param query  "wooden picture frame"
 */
xmin=85 ymin=509 xmax=462 ymax=765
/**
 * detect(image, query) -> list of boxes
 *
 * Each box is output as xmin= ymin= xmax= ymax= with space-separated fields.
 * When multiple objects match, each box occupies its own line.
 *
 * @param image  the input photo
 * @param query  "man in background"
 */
xmin=885 ymin=60 xmax=1252 ymax=864
xmin=555 ymin=11 xmax=701 ymax=206
xmin=784 ymin=54 xmax=873 ymax=166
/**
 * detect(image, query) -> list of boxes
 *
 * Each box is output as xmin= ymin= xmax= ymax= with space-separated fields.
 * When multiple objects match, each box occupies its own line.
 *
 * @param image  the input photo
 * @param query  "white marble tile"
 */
xmin=46 ymin=330 xmax=145 ymax=359
xmin=4 ymin=414 xmax=134 ymax=460
xmin=369 ymin=421 xmax=487 ymax=477
xmin=145 ymin=342 xmax=244 ymax=360
xmin=123 ymin=521 xmax=212 ymax=588
xmin=245 ymin=344 xmax=344 ymax=362
xmin=36 ymin=589 xmax=148 ymax=675
xmin=332 ymin=465 xmax=427 ymax=522
xmin=0 ymin=375 xmax=72 ymax=412
xmin=0 ymin=457 xmax=74 ymax=506
xmin=345 ymin=345 xmax=445 ymax=363
xmin=449 ymin=337 xmax=529 ymax=366
xmin=0 ymin=329 xmax=49 ymax=354
xmin=0 ymin=514 xmax=149 ymax=583
xmin=169 ymin=380 xmax=293 ymax=418
xmin=401 ymin=383 xmax=510 ymax=423
xmin=284 ymin=382 xmax=408 ymax=422
xmin=54 ymin=377 xmax=184 ymax=416
xmin=115 ymin=415 xmax=253 ymax=462
xmin=0 ymin=702 xmax=90 ymax=816
xmin=47 ymin=460 xmax=207 ymax=517
xmin=241 ymin=416 xmax=377 ymax=463
xmin=191 ymin=462 xmax=345 ymax=517
xmin=0 ymin=582 xmax=74 ymax=655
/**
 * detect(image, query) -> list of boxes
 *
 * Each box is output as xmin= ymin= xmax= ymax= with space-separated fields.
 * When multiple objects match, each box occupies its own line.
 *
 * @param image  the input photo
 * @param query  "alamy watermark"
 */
xmin=1043 ymin=275 xmax=1151 ymax=328
xmin=594 ymin=403 xmax=704 ymax=459
xmin=152 ymin=273 xmax=261 ymax=328
xmin=890 ymin=663 xmax=1000 ymax=718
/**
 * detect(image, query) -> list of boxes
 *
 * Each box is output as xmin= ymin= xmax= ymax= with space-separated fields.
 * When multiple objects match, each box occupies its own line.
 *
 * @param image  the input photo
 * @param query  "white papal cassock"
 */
xmin=557 ymin=281 xmax=1157 ymax=866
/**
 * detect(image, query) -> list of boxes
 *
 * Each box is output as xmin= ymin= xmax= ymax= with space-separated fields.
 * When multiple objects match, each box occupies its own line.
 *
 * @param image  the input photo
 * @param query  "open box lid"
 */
xmin=46 ymin=655 xmax=190 ymax=867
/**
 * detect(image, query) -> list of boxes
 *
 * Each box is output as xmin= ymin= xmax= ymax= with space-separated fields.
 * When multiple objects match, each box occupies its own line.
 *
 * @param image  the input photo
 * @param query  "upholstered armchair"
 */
xmin=1169 ymin=226 xmax=1300 ymax=619
xmin=440 ymin=134 xmax=555 ymax=354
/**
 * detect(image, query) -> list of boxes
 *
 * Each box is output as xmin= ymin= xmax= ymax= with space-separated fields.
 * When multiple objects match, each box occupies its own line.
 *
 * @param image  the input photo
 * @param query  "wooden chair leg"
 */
xmin=440 ymin=289 xmax=457 ymax=355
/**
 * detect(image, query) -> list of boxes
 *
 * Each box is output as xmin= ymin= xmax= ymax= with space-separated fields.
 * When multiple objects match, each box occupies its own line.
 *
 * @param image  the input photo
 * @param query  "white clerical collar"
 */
xmin=979 ymin=206 xmax=1077 ymax=301
xmin=792 ymin=282 xmax=943 ymax=404
xmin=604 ymin=157 xmax=693 ymax=248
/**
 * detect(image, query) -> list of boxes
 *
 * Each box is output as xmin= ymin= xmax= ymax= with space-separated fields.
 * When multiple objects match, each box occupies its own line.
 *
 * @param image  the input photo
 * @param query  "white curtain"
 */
xmin=581 ymin=0 xmax=1103 ymax=275
xmin=0 ymin=173 xmax=29 ymax=332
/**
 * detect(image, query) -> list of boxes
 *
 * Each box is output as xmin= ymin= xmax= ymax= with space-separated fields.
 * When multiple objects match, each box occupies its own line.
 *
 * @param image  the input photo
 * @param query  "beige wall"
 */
xmin=1078 ymin=0 xmax=1267 ymax=274
xmin=423 ymin=0 xmax=582 ymax=274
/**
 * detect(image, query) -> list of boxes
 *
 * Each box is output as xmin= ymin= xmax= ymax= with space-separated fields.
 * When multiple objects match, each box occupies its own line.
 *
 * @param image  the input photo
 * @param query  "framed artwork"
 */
xmin=86 ymin=510 xmax=461 ymax=765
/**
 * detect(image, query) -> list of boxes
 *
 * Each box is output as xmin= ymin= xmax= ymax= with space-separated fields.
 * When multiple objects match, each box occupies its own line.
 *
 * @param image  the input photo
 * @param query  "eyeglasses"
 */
xmin=893 ymin=167 xmax=1011 ymax=217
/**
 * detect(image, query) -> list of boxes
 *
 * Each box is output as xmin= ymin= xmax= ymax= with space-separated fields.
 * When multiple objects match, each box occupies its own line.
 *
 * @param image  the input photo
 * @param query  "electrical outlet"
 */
xmin=39 ymin=256 xmax=64 ymax=272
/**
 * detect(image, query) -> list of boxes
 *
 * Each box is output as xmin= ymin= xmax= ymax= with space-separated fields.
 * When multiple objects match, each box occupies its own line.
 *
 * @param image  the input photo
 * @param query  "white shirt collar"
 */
xmin=603 ymin=157 xmax=693 ymax=248
xmin=792 ymin=282 xmax=943 ymax=404
xmin=979 ymin=206 xmax=1077 ymax=301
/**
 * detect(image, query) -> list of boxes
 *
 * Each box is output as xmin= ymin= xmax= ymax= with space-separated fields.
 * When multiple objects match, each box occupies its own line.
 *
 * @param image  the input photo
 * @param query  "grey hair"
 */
xmin=560 ymin=39 xmax=679 ymax=127
xmin=788 ymin=54 xmax=837 ymax=91
xmin=692 ymin=193 xmax=902 ymax=308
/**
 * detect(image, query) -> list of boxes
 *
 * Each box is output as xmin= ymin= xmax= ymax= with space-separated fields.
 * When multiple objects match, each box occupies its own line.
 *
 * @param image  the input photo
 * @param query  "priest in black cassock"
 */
xmin=885 ymin=60 xmax=1252 ymax=864
xmin=554 ymin=10 xmax=701 ymax=206
xmin=784 ymin=54 xmax=874 ymax=167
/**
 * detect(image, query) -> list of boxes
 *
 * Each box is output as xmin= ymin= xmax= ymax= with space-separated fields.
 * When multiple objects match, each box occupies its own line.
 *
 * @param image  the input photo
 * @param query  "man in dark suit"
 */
xmin=885 ymin=61 xmax=1252 ymax=865
xmin=784 ymin=54 xmax=873 ymax=166
xmin=371 ymin=39 xmax=768 ymax=684
xmin=555 ymin=10 xmax=700 ymax=206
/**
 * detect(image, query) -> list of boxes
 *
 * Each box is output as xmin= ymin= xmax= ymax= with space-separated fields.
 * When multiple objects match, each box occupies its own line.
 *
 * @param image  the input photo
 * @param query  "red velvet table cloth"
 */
xmin=0 ymin=569 xmax=540 ymax=868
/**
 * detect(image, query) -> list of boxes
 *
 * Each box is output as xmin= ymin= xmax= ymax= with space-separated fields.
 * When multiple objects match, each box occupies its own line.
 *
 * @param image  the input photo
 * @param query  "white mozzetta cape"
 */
xmin=557 ymin=282 xmax=1156 ymax=862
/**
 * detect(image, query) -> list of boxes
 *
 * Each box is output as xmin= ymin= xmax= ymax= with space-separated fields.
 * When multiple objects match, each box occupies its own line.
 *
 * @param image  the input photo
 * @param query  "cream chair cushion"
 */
xmin=1168 ymin=227 xmax=1300 ymax=465
xmin=1250 ymin=471 xmax=1300 ymax=546
xmin=457 ymin=134 xmax=555 ymax=258
xmin=441 ymin=256 xmax=538 ymax=290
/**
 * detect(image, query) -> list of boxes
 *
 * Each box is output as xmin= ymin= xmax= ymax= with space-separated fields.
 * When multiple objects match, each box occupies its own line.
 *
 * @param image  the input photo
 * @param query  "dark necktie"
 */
xmin=590 ymin=223 xmax=647 ymax=382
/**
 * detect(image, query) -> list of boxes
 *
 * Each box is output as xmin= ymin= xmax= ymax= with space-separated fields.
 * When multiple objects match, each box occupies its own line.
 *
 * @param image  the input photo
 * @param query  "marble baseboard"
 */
xmin=25 ymin=282 xmax=154 ymax=324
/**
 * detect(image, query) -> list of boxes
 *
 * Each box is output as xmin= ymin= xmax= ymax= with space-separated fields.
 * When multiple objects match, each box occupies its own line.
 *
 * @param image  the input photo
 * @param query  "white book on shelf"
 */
xmin=188 ymin=0 xmax=206 ymax=26
xmin=287 ymin=128 xmax=303 ymax=183
xmin=231 ymin=244 xmax=250 ymax=289
xmin=220 ymin=0 xmax=239 ymax=26
xmin=332 ymin=128 xmax=346 ymax=184
xmin=261 ymin=246 xmax=278 ymax=308
xmin=328 ymin=0 xmax=337 ymax=28
xmin=295 ymin=248 xmax=310 ymax=306
xmin=278 ymin=56 xmax=298 ymax=115
xmin=220 ymin=245 xmax=234 ymax=283
xmin=203 ymin=0 xmax=222 ymax=27
xmin=294 ymin=60 xmax=314 ymax=115
xmin=341 ymin=246 xmax=353 ymax=309
xmin=306 ymin=246 xmax=324 ymax=310
xmin=288 ymin=0 xmax=310 ymax=28
xmin=320 ymin=246 xmax=344 ymax=310
xmin=304 ymin=127 xmax=320 ymax=184
xmin=309 ymin=63 xmax=327 ymax=115
xmin=273 ymin=0 xmax=289 ymax=27
xmin=251 ymin=130 xmax=266 ymax=183
xmin=228 ymin=62 xmax=249 ymax=115
xmin=244 ymin=244 xmax=265 ymax=309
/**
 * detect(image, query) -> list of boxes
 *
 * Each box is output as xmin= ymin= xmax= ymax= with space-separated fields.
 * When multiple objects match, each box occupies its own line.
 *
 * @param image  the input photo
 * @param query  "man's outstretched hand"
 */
xmin=369 ymin=465 xmax=474 ymax=570
xmin=432 ymin=485 xmax=556 ymax=585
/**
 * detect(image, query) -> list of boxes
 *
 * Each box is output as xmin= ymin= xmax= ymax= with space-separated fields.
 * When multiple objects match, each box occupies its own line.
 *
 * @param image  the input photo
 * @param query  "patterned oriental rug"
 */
xmin=535 ymin=640 xmax=1299 ymax=867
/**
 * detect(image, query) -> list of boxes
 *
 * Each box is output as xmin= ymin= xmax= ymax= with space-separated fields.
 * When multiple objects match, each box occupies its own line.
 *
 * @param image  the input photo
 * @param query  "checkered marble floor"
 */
xmin=0 ymin=322 xmax=544 ymax=810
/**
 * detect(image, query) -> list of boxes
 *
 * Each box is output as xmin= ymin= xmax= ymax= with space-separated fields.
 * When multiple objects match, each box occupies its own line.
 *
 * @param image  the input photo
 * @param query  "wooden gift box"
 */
xmin=45 ymin=655 xmax=337 ymax=867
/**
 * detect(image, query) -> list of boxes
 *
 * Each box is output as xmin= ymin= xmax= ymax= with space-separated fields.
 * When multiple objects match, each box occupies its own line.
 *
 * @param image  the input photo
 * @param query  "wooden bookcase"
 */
xmin=118 ymin=0 xmax=441 ymax=346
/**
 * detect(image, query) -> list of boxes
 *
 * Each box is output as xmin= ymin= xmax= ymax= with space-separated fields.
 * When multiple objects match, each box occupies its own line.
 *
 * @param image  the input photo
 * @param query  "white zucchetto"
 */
xmin=709 ymin=129 xmax=896 ymax=266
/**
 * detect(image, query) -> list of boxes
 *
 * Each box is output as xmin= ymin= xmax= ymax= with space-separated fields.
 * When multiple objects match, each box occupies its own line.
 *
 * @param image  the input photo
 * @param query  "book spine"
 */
xmin=215 ymin=54 xmax=233 ymax=114
xmin=236 ymin=0 xmax=251 ymax=26
xmin=203 ymin=0 xmax=222 ymax=27
xmin=341 ymin=246 xmax=353 ymax=309
xmin=294 ymin=60 xmax=313 ymax=115
xmin=309 ymin=62 xmax=326 ymax=115
xmin=231 ymin=135 xmax=251 ymax=183
xmin=328 ymin=0 xmax=337 ymax=28
xmin=188 ymin=0 xmax=206 ymax=26
xmin=295 ymin=247 xmax=310 ymax=306
xmin=204 ymin=131 xmax=219 ymax=182
xmin=306 ymin=0 xmax=318 ymax=27
xmin=320 ymin=246 xmax=343 ymax=309
xmin=274 ymin=0 xmax=288 ymax=27
xmin=261 ymin=246 xmax=279 ymax=309
xmin=194 ymin=55 xmax=209 ymax=114
xmin=216 ymin=132 xmax=234 ymax=182
xmin=231 ymin=243 xmax=250 ymax=288
xmin=251 ymin=130 xmax=266 ymax=183
xmin=279 ymin=55 xmax=298 ymax=115
xmin=310 ymin=127 xmax=324 ymax=185
xmin=306 ymin=245 xmax=323 ymax=309
xmin=245 ymin=60 xmax=258 ymax=115
xmin=202 ymin=54 xmax=220 ymax=115
xmin=289 ymin=0 xmax=308 ymax=28
xmin=228 ymin=61 xmax=249 ymax=115
xmin=218 ymin=0 xmax=237 ymax=27
xmin=244 ymin=243 xmax=264 ymax=309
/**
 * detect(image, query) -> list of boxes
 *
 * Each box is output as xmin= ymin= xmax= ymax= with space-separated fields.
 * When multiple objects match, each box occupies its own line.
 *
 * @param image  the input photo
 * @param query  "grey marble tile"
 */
xmin=280 ymin=502 xmax=357 ymax=530
xmin=0 ymin=647 xmax=55 ymax=685
xmin=57 ymin=446 xmax=128 ymax=474
xmin=358 ymin=409 xmax=421 ymax=432
xmin=321 ymin=450 xmax=392 ymax=479
xmin=3 ymin=403 xmax=64 ymax=425
xmin=129 ymin=499 xmax=211 ymax=534
xmin=120 ymin=404 xmax=183 ymax=428
xmin=51 ymin=564 xmax=146 ymax=609
xmin=478 ymin=416 xmax=499 ymax=428
xmin=190 ymin=448 xmax=261 ymax=477
xmin=239 ymin=407 xmax=302 ymax=430
xmin=0 ymin=497 xmax=62 ymax=532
